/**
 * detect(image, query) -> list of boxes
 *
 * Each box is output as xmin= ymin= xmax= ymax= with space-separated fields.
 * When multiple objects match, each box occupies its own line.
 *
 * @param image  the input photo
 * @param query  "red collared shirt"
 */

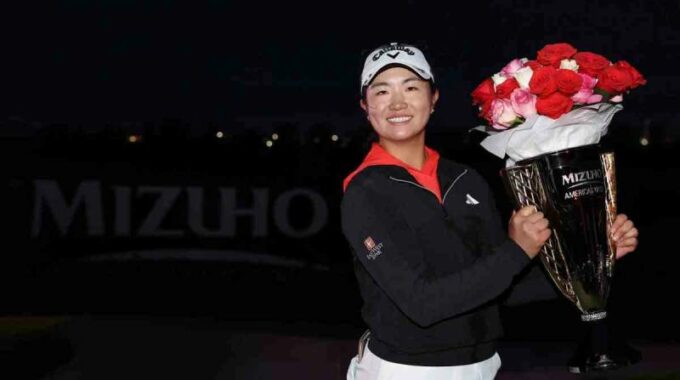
xmin=343 ymin=142 xmax=442 ymax=203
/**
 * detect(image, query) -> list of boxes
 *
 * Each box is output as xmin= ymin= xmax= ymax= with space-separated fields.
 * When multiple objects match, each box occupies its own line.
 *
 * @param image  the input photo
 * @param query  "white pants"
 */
xmin=346 ymin=345 xmax=501 ymax=380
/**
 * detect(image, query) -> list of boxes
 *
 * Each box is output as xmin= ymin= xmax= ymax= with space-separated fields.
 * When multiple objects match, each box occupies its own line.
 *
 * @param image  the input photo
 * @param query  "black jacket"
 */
xmin=341 ymin=157 xmax=557 ymax=366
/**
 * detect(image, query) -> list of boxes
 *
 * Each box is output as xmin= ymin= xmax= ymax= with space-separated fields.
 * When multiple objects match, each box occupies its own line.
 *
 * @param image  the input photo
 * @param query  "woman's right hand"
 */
xmin=508 ymin=205 xmax=551 ymax=259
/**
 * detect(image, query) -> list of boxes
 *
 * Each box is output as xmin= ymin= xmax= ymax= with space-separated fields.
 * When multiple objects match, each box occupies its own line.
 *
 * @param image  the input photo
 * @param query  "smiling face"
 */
xmin=361 ymin=66 xmax=439 ymax=145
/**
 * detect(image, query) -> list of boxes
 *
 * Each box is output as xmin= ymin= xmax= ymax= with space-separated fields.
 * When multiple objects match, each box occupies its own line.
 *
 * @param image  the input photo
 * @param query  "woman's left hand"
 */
xmin=611 ymin=214 xmax=639 ymax=259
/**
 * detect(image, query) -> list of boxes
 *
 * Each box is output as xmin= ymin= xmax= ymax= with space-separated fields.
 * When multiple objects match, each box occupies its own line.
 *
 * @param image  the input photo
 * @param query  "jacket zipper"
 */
xmin=442 ymin=169 xmax=468 ymax=204
xmin=388 ymin=169 xmax=468 ymax=219
xmin=388 ymin=176 xmax=431 ymax=193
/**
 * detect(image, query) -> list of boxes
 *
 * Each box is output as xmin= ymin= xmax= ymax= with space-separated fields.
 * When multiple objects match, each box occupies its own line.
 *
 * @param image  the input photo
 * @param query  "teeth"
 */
xmin=387 ymin=116 xmax=412 ymax=123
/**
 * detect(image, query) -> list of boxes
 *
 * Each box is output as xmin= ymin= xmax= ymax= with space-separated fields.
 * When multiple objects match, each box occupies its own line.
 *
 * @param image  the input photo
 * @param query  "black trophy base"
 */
xmin=567 ymin=318 xmax=642 ymax=373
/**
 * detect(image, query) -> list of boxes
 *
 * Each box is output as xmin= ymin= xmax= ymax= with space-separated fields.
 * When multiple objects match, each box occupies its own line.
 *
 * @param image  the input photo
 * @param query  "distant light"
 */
xmin=331 ymin=134 xmax=339 ymax=142
xmin=216 ymin=131 xmax=224 ymax=139
xmin=128 ymin=135 xmax=139 ymax=143
xmin=640 ymin=137 xmax=649 ymax=146
xmin=272 ymin=133 xmax=279 ymax=141
xmin=265 ymin=140 xmax=273 ymax=148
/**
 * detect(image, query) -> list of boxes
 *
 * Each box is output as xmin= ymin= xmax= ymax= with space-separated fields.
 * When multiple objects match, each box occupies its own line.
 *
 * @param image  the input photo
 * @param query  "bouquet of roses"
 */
xmin=471 ymin=42 xmax=646 ymax=166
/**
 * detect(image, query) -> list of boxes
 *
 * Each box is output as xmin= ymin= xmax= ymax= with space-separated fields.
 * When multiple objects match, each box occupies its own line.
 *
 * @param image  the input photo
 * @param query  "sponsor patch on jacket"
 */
xmin=364 ymin=236 xmax=383 ymax=260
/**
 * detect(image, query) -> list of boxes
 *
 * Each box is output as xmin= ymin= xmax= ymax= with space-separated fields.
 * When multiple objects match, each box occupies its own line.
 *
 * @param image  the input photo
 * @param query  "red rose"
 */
xmin=574 ymin=51 xmax=610 ymax=77
xmin=555 ymin=69 xmax=583 ymax=96
xmin=536 ymin=43 xmax=577 ymax=68
xmin=471 ymin=78 xmax=495 ymax=105
xmin=525 ymin=60 xmax=542 ymax=71
xmin=536 ymin=92 xmax=574 ymax=119
xmin=529 ymin=66 xmax=558 ymax=97
xmin=496 ymin=78 xmax=519 ymax=99
xmin=615 ymin=60 xmax=646 ymax=89
xmin=597 ymin=64 xmax=633 ymax=95
xmin=480 ymin=100 xmax=493 ymax=122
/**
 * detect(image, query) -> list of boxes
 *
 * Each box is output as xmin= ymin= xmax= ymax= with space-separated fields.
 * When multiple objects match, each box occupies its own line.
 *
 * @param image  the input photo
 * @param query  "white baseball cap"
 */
xmin=360 ymin=42 xmax=434 ymax=95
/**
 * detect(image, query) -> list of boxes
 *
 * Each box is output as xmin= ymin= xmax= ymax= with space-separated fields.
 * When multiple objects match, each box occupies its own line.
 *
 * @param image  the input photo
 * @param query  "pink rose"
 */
xmin=491 ymin=99 xmax=519 ymax=130
xmin=572 ymin=89 xmax=603 ymax=104
xmin=501 ymin=58 xmax=526 ymax=76
xmin=510 ymin=88 xmax=537 ymax=118
xmin=588 ymin=94 xmax=603 ymax=103
xmin=580 ymin=73 xmax=597 ymax=90
xmin=571 ymin=73 xmax=602 ymax=104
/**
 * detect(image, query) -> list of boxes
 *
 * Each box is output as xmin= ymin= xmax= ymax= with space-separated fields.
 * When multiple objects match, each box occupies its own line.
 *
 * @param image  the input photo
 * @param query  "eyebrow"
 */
xmin=369 ymin=76 xmax=424 ymax=89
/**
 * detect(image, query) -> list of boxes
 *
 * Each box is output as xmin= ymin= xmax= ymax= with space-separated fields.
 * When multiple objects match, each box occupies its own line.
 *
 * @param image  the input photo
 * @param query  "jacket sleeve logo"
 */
xmin=363 ymin=236 xmax=383 ymax=260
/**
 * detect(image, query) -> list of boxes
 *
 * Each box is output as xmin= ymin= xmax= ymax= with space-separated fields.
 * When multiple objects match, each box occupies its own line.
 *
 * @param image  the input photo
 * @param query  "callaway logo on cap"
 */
xmin=360 ymin=42 xmax=434 ymax=94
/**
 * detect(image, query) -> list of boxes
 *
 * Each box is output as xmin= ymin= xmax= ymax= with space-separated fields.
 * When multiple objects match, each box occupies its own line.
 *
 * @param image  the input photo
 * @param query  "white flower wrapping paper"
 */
xmin=473 ymin=103 xmax=623 ymax=167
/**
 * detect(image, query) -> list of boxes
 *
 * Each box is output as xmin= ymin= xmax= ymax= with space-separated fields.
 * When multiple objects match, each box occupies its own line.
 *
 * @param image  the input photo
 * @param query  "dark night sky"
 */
xmin=2 ymin=0 xmax=679 ymax=135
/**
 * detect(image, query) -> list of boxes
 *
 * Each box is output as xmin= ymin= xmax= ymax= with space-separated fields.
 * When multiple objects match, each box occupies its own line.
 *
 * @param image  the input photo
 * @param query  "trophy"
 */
xmin=466 ymin=41 xmax=647 ymax=373
xmin=501 ymin=143 xmax=640 ymax=373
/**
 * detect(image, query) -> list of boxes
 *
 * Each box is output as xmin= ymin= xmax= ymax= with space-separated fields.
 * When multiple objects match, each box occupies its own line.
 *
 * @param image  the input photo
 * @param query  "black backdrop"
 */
xmin=1 ymin=0 xmax=679 ymax=342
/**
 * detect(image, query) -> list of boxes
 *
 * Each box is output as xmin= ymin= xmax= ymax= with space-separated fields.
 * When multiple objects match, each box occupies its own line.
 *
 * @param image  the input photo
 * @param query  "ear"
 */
xmin=360 ymin=99 xmax=368 ymax=113
xmin=431 ymin=89 xmax=440 ymax=107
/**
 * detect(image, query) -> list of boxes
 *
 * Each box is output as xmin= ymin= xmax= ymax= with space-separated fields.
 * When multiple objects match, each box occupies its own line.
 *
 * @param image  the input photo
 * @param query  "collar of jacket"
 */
xmin=351 ymin=158 xmax=469 ymax=205
xmin=343 ymin=143 xmax=440 ymax=192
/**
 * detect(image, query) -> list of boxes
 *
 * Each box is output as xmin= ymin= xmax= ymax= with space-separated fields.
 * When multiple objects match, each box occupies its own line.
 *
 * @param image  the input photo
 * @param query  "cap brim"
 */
xmin=361 ymin=63 xmax=433 ymax=95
